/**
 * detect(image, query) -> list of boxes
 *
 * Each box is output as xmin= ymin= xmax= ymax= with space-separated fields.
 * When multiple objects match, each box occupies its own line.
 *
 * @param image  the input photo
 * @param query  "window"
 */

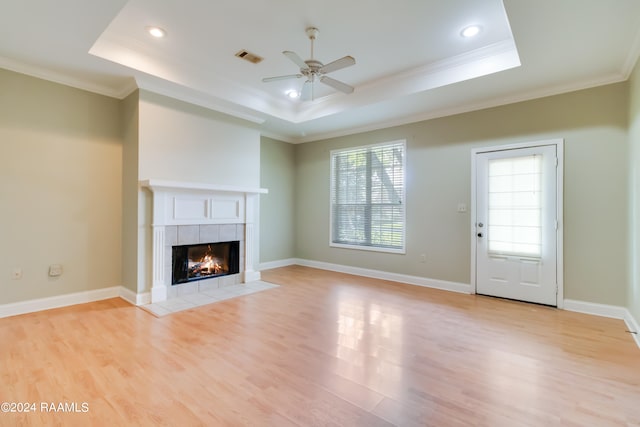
xmin=330 ymin=140 xmax=406 ymax=253
xmin=487 ymin=154 xmax=542 ymax=257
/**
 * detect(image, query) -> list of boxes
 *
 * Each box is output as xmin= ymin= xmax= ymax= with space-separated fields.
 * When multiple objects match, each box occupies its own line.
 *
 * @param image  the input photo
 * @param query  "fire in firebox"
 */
xmin=188 ymin=252 xmax=224 ymax=277
xmin=172 ymin=241 xmax=240 ymax=285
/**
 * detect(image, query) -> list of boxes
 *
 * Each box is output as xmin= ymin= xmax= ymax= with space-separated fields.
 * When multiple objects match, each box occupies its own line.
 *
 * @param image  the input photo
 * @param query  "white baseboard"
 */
xmin=0 ymin=286 xmax=121 ymax=319
xmin=0 ymin=285 xmax=159 ymax=318
xmin=563 ymin=299 xmax=628 ymax=319
xmin=624 ymin=310 xmax=640 ymax=348
xmin=259 ymin=258 xmax=297 ymax=270
xmin=293 ymin=258 xmax=471 ymax=294
xmin=119 ymin=286 xmax=151 ymax=306
xmin=564 ymin=299 xmax=640 ymax=349
xmin=244 ymin=270 xmax=262 ymax=282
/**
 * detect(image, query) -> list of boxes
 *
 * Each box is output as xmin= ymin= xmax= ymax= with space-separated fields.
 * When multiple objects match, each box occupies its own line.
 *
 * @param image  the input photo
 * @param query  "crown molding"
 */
xmin=293 ymin=71 xmax=627 ymax=144
xmin=135 ymin=75 xmax=267 ymax=125
xmin=0 ymin=55 xmax=133 ymax=99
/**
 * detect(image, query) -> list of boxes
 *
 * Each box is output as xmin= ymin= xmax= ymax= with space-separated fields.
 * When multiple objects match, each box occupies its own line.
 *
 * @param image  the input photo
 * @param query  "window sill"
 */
xmin=330 ymin=242 xmax=405 ymax=254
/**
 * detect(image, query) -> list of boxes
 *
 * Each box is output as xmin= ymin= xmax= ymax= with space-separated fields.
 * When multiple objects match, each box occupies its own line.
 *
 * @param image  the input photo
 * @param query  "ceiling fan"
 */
xmin=262 ymin=27 xmax=356 ymax=101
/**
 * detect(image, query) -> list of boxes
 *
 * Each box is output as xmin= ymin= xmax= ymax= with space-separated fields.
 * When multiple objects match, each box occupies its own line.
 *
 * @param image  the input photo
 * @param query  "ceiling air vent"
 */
xmin=235 ymin=50 xmax=263 ymax=64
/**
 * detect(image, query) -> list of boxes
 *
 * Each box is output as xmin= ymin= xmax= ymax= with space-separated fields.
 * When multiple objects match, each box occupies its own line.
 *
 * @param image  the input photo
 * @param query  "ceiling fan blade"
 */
xmin=320 ymin=55 xmax=355 ymax=74
xmin=283 ymin=51 xmax=308 ymax=70
xmin=320 ymin=75 xmax=354 ymax=94
xmin=300 ymin=80 xmax=313 ymax=101
xmin=262 ymin=74 xmax=303 ymax=82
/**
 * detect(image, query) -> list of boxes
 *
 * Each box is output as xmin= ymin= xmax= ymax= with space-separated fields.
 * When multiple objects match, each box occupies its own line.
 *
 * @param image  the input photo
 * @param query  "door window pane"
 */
xmin=487 ymin=155 xmax=542 ymax=257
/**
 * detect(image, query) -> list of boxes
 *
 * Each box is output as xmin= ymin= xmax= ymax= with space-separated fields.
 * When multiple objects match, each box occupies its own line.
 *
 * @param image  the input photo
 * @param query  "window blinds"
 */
xmin=330 ymin=141 xmax=405 ymax=251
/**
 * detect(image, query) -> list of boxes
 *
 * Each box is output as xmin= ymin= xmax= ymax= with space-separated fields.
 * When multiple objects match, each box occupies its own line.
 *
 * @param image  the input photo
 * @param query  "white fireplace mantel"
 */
xmin=141 ymin=179 xmax=268 ymax=303
xmin=141 ymin=179 xmax=268 ymax=196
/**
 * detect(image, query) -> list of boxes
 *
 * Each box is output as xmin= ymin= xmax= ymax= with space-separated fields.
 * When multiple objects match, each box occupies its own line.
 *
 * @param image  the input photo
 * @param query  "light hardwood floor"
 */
xmin=1 ymin=266 xmax=639 ymax=426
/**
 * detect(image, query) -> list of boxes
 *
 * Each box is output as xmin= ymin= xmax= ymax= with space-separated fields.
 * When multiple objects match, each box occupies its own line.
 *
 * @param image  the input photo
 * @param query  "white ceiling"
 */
xmin=1 ymin=0 xmax=639 ymax=143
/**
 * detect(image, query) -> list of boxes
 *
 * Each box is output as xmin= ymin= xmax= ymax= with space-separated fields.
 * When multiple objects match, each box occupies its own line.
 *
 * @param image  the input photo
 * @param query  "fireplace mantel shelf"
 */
xmin=141 ymin=179 xmax=268 ymax=195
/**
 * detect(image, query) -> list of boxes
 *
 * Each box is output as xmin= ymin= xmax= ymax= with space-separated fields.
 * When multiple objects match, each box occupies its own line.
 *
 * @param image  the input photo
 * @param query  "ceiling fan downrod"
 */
xmin=306 ymin=27 xmax=318 ymax=60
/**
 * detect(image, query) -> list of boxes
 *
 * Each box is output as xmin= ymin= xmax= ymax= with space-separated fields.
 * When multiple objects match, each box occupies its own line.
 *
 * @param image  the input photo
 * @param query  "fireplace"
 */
xmin=172 ymin=241 xmax=240 ymax=285
xmin=141 ymin=179 xmax=268 ymax=303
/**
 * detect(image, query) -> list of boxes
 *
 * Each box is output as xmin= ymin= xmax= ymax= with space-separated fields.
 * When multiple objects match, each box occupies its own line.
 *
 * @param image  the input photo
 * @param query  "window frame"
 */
xmin=329 ymin=139 xmax=407 ymax=254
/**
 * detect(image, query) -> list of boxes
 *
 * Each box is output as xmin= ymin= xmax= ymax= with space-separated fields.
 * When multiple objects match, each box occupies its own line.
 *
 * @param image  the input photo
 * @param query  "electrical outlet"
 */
xmin=48 ymin=264 xmax=63 ymax=277
xmin=11 ymin=268 xmax=22 ymax=280
xmin=420 ymin=254 xmax=427 ymax=263
xmin=457 ymin=203 xmax=467 ymax=213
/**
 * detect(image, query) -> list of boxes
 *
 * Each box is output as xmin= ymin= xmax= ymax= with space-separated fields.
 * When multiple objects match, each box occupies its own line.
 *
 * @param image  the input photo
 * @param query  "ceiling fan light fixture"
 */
xmin=286 ymin=90 xmax=300 ymax=99
xmin=146 ymin=26 xmax=166 ymax=38
xmin=461 ymin=25 xmax=481 ymax=38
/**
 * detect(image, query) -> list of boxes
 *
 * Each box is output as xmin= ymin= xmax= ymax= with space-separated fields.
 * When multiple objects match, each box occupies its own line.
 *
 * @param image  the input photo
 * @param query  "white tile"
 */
xmin=220 ymin=274 xmax=239 ymax=288
xmin=245 ymin=281 xmax=275 ymax=291
xmin=144 ymin=304 xmax=172 ymax=317
xmin=200 ymin=289 xmax=221 ymax=298
xmin=145 ymin=281 xmax=279 ymax=316
xmin=233 ymin=289 xmax=256 ymax=297
xmin=165 ymin=248 xmax=173 ymax=283
xmin=221 ymin=284 xmax=243 ymax=292
xmin=178 ymin=225 xmax=199 ymax=245
xmin=167 ymin=286 xmax=178 ymax=299
xmin=198 ymin=277 xmax=220 ymax=292
xmin=199 ymin=224 xmax=220 ymax=243
xmin=181 ymin=293 xmax=209 ymax=304
xmin=219 ymin=224 xmax=237 ymax=241
xmin=162 ymin=299 xmax=197 ymax=312
xmin=215 ymin=286 xmax=240 ymax=295
xmin=195 ymin=295 xmax=220 ymax=306
xmin=215 ymin=293 xmax=238 ymax=301
xmin=177 ymin=293 xmax=198 ymax=304
xmin=154 ymin=299 xmax=172 ymax=309
xmin=176 ymin=282 xmax=199 ymax=296
xmin=165 ymin=226 xmax=178 ymax=247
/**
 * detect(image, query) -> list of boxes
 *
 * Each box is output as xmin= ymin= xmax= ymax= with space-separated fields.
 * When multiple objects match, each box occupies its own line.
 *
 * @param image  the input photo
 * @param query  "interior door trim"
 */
xmin=470 ymin=139 xmax=564 ymax=308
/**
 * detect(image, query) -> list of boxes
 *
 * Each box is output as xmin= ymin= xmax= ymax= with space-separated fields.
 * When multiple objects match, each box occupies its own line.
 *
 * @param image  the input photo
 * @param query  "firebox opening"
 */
xmin=172 ymin=241 xmax=240 ymax=285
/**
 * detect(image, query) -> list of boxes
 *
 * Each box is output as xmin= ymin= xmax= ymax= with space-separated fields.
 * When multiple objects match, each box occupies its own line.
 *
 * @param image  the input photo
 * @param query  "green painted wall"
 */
xmin=120 ymin=90 xmax=139 ymax=294
xmin=295 ymin=83 xmax=629 ymax=306
xmin=0 ymin=69 xmax=123 ymax=303
xmin=260 ymin=136 xmax=296 ymax=263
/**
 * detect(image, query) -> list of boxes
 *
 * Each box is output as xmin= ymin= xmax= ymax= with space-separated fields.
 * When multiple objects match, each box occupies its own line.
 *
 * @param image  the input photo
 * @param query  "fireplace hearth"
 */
xmin=172 ymin=241 xmax=240 ymax=285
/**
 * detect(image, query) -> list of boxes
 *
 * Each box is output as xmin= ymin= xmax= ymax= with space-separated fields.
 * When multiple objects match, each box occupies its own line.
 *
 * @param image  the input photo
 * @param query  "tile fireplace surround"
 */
xmin=141 ymin=180 xmax=268 ymax=304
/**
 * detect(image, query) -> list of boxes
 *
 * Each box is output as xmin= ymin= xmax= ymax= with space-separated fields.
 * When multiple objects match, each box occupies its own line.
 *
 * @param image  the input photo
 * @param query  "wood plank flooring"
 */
xmin=1 ymin=265 xmax=639 ymax=426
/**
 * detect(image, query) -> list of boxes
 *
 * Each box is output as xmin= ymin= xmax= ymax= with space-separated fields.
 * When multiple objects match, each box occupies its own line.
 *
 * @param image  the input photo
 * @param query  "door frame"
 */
xmin=470 ymin=139 xmax=564 ymax=308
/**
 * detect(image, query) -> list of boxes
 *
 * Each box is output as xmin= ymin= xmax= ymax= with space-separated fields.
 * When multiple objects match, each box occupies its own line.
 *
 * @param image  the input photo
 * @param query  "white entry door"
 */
xmin=474 ymin=144 xmax=559 ymax=306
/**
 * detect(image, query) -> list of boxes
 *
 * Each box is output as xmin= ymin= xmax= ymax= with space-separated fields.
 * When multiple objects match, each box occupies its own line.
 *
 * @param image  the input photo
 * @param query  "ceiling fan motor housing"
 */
xmin=303 ymin=59 xmax=323 ymax=79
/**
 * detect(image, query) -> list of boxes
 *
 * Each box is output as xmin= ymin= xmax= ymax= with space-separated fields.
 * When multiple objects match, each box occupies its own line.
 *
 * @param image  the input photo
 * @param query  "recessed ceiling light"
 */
xmin=286 ymin=90 xmax=300 ymax=99
xmin=461 ymin=25 xmax=481 ymax=38
xmin=147 ymin=26 xmax=166 ymax=38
